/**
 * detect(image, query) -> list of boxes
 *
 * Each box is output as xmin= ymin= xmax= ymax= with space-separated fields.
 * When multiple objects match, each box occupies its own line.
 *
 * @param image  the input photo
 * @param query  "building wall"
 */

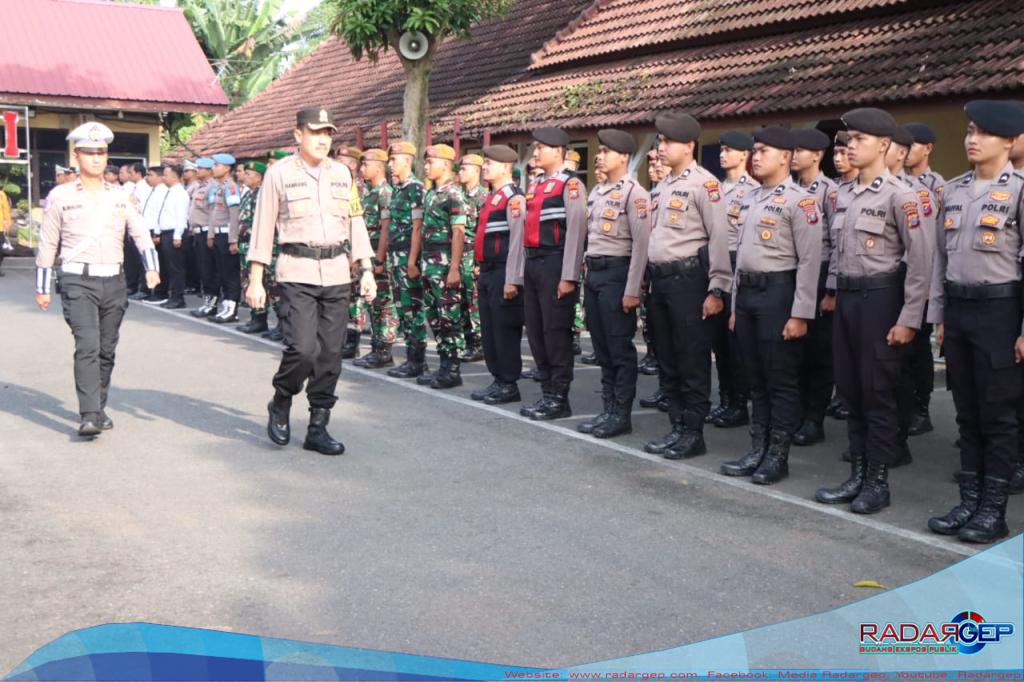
xmin=30 ymin=111 xmax=161 ymax=165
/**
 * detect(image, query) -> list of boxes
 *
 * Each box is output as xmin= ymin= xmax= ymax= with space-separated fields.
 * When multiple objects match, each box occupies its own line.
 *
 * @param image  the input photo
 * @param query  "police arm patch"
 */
xmin=566 ymin=179 xmax=581 ymax=200
xmin=704 ymin=180 xmax=721 ymax=203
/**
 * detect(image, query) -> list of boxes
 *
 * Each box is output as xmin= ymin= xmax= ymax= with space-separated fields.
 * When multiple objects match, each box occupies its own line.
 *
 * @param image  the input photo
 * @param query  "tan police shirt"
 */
xmin=830 ymin=169 xmax=932 ymax=329
xmin=249 ymin=154 xmax=373 ymax=286
xmin=586 ymin=175 xmax=651 ymax=297
xmin=734 ymin=178 xmax=823 ymax=320
xmin=722 ymin=172 xmax=760 ymax=251
xmin=800 ymin=172 xmax=839 ymax=288
xmin=188 ymin=179 xmax=211 ymax=229
xmin=648 ymin=160 xmax=731 ymax=292
xmin=505 ymin=192 xmax=528 ymax=287
xmin=927 ymin=164 xmax=1024 ymax=332
xmin=208 ymin=178 xmax=241 ymax=243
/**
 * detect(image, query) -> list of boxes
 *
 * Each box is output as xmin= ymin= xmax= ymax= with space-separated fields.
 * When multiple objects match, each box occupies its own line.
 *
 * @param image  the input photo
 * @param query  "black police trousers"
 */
xmin=160 ymin=229 xmax=185 ymax=302
xmin=833 ymin=285 xmax=906 ymax=465
xmin=647 ymin=267 xmax=713 ymax=429
xmin=735 ymin=279 xmax=804 ymax=436
xmin=182 ymin=231 xmax=201 ymax=292
xmin=585 ymin=262 xmax=639 ymax=403
xmin=273 ymin=282 xmax=350 ymax=409
xmin=709 ymin=251 xmax=748 ymax=400
xmin=944 ymin=295 xmax=1022 ymax=480
xmin=478 ymin=263 xmax=524 ymax=383
xmin=197 ymin=230 xmax=220 ymax=297
xmin=213 ymin=232 xmax=241 ymax=303
xmin=524 ymin=252 xmax=578 ymax=386
xmin=799 ymin=263 xmax=835 ymax=423
xmin=59 ymin=272 xmax=128 ymax=415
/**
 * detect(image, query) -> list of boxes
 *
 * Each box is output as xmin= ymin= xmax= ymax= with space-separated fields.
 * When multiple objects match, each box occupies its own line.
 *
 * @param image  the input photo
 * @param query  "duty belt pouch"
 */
xmin=698 ymin=244 xmax=710 ymax=276
xmin=54 ymin=270 xmax=62 ymax=295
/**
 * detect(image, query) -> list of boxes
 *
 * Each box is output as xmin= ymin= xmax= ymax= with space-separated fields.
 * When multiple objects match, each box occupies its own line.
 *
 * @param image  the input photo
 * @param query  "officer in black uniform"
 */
xmin=927 ymin=100 xmax=1024 ymax=544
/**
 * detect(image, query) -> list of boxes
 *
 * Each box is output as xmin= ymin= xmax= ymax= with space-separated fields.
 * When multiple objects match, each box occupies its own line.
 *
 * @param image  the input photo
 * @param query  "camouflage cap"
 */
xmin=425 ymin=144 xmax=456 ymax=161
xmin=389 ymin=141 xmax=417 ymax=157
xmin=363 ymin=148 xmax=389 ymax=163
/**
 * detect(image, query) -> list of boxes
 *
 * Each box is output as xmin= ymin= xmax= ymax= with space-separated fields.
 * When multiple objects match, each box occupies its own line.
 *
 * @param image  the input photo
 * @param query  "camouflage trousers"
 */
xmin=422 ymin=248 xmax=466 ymax=359
xmin=239 ymin=240 xmax=280 ymax=315
xmin=348 ymin=264 xmax=399 ymax=346
xmin=459 ymin=251 xmax=481 ymax=347
xmin=390 ymin=249 xmax=428 ymax=352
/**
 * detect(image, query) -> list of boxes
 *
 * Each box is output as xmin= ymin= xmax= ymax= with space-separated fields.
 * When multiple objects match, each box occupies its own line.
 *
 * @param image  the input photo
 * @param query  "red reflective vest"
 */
xmin=474 ymin=183 xmax=524 ymax=263
xmin=524 ymin=170 xmax=577 ymax=249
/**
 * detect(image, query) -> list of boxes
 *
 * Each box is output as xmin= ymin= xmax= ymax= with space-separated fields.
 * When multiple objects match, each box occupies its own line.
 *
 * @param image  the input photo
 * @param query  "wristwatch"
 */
xmin=360 ymin=266 xmax=374 ymax=276
xmin=711 ymin=288 xmax=723 ymax=299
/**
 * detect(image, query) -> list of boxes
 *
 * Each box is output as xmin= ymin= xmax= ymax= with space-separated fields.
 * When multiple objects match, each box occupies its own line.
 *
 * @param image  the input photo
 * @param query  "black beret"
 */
xmin=834 ymin=130 xmax=850 ymax=146
xmin=532 ymin=126 xmax=570 ymax=147
xmin=892 ymin=125 xmax=915 ymax=148
xmin=482 ymin=145 xmax=518 ymax=163
xmin=791 ymin=128 xmax=831 ymax=151
xmin=842 ymin=108 xmax=897 ymax=137
xmin=719 ymin=130 xmax=754 ymax=151
xmin=655 ymin=112 xmax=701 ymax=143
xmin=597 ymin=129 xmax=637 ymax=155
xmin=964 ymin=100 xmax=1024 ymax=138
xmin=753 ymin=126 xmax=797 ymax=151
xmin=904 ymin=123 xmax=937 ymax=145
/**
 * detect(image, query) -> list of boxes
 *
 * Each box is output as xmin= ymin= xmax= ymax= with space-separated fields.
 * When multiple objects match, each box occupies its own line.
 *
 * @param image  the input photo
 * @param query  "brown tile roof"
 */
xmin=182 ymin=0 xmax=594 ymax=158
xmin=529 ymin=0 xmax=922 ymax=71
xmin=456 ymin=0 xmax=1024 ymax=135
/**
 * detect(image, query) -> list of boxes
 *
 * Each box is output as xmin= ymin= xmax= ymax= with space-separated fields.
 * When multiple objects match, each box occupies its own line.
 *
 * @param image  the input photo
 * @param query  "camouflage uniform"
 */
xmin=421 ymin=179 xmax=467 ymax=359
xmin=348 ymin=177 xmax=371 ymax=334
xmin=238 ymin=185 xmax=279 ymax=315
xmin=460 ymin=184 xmax=486 ymax=350
xmin=386 ymin=176 xmax=428 ymax=353
xmin=355 ymin=180 xmax=398 ymax=346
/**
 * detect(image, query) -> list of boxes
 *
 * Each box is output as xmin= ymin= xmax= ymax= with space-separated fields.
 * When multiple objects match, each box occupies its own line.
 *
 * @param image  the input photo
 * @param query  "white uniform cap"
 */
xmin=183 ymin=160 xmax=198 ymax=171
xmin=67 ymin=122 xmax=114 ymax=151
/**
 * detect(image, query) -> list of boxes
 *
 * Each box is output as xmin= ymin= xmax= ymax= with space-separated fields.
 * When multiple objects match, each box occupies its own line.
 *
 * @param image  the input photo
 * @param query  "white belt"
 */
xmin=192 ymin=226 xmax=208 ymax=235
xmin=62 ymin=262 xmax=122 ymax=277
xmin=212 ymin=226 xmax=230 ymax=234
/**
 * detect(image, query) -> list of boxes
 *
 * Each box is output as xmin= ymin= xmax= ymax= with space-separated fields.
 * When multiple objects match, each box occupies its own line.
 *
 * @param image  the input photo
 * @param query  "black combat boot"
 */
xmin=638 ymin=350 xmax=658 ymax=375
xmin=706 ymin=391 xmax=730 ymax=424
xmin=462 ymin=340 xmax=485 ymax=363
xmin=792 ymin=419 xmax=825 ymax=446
xmin=834 ymin=402 xmax=850 ymax=420
xmin=485 ymin=381 xmax=521 ymax=405
xmin=267 ymin=394 xmax=291 ymax=446
xmin=529 ymin=382 xmax=571 ymax=421
xmin=572 ymin=332 xmax=582 ymax=356
xmin=850 ymin=460 xmax=890 ymax=514
xmin=663 ymin=428 xmax=706 ymax=460
xmin=1009 ymin=459 xmax=1024 ymax=495
xmin=471 ymin=380 xmax=501 ymax=401
xmin=826 ymin=395 xmax=841 ymax=417
xmin=713 ymin=392 xmax=749 ymax=428
xmin=578 ymin=394 xmax=613 ymax=435
xmin=262 ymin=320 xmax=284 ymax=342
xmin=520 ymin=382 xmax=553 ymax=418
xmin=720 ymin=423 xmax=769 ymax=477
xmin=907 ymin=393 xmax=933 ymax=436
xmin=815 ymin=453 xmax=866 ymax=504
xmin=593 ymin=400 xmax=632 ymax=439
xmin=639 ymin=385 xmax=667 ymax=410
xmin=581 ymin=352 xmax=599 ymax=365
xmin=752 ymin=432 xmax=791 ymax=485
xmin=958 ymin=476 xmax=1011 ymax=544
xmin=431 ymin=356 xmax=463 ymax=389
xmin=644 ymin=421 xmax=685 ymax=454
xmin=416 ymin=360 xmax=440 ymax=385
xmin=78 ymin=413 xmax=102 ymax=437
xmin=928 ymin=471 xmax=982 ymax=535
xmin=303 ymin=407 xmax=345 ymax=455
xmin=341 ymin=328 xmax=361 ymax=360
xmin=237 ymin=311 xmax=269 ymax=334
xmin=389 ymin=347 xmax=428 ymax=379
xmin=190 ymin=295 xmax=218 ymax=318
xmin=521 ymin=367 xmax=540 ymax=380
xmin=356 ymin=342 xmax=394 ymax=369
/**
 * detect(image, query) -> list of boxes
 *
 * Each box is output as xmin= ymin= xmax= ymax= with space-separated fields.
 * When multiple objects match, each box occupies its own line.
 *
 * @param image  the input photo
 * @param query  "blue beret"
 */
xmin=719 ymin=130 xmax=754 ymax=152
xmin=791 ymin=128 xmax=831 ymax=151
xmin=964 ymin=100 xmax=1024 ymax=138
xmin=196 ymin=158 xmax=215 ymax=169
xmin=212 ymin=153 xmax=236 ymax=166
xmin=904 ymin=123 xmax=937 ymax=145
xmin=753 ymin=126 xmax=797 ymax=151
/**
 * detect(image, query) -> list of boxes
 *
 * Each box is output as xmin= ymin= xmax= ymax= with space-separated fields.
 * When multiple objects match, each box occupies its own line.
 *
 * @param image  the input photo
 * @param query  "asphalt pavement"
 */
xmin=1 ymin=259 xmax=1020 ymax=674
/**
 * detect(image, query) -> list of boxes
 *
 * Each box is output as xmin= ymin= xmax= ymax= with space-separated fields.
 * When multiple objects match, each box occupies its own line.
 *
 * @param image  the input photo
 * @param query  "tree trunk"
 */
xmin=402 ymin=58 xmax=432 ymax=174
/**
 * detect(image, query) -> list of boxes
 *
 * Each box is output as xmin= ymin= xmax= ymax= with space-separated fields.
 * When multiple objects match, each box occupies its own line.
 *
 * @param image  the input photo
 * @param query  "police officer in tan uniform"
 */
xmin=576 ymin=129 xmax=650 ymax=439
xmin=720 ymin=126 xmax=821 ymax=484
xmin=815 ymin=108 xmax=932 ymax=514
xmin=247 ymin=107 xmax=376 ymax=456
xmin=791 ymin=128 xmax=840 ymax=447
xmin=35 ymin=123 xmax=160 ymax=437
xmin=927 ymin=100 xmax=1024 ymax=544
xmin=208 ymin=153 xmax=242 ymax=323
xmin=643 ymin=113 xmax=731 ymax=460
xmin=189 ymin=158 xmax=220 ymax=317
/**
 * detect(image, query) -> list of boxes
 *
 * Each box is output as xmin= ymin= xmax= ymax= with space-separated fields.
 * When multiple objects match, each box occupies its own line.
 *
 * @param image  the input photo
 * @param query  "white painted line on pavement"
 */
xmin=142 ymin=301 xmax=979 ymax=559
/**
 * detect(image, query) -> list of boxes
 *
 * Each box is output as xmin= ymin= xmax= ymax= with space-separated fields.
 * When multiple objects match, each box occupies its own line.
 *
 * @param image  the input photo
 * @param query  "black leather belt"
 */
xmin=525 ymin=247 xmax=563 ymax=259
xmin=648 ymin=256 xmax=702 ymax=279
xmin=737 ymin=269 xmax=797 ymax=288
xmin=478 ymin=260 xmax=506 ymax=272
xmin=280 ymin=242 xmax=349 ymax=260
xmin=836 ymin=271 xmax=902 ymax=291
xmin=585 ymin=255 xmax=631 ymax=271
xmin=945 ymin=281 xmax=1021 ymax=301
xmin=422 ymin=242 xmax=452 ymax=252
xmin=389 ymin=239 xmax=411 ymax=251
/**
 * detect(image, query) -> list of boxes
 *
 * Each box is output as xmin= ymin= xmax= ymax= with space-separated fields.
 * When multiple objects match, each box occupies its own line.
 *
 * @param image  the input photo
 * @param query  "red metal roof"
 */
xmin=0 ymin=0 xmax=228 ymax=113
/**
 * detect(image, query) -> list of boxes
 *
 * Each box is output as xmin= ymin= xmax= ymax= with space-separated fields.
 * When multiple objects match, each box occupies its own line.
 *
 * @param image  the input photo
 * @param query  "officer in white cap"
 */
xmin=35 ymin=123 xmax=161 ymax=437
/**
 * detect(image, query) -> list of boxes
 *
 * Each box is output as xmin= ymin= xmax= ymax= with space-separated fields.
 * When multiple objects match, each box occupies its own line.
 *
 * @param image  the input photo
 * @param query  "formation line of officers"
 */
xmin=36 ymin=101 xmax=1024 ymax=546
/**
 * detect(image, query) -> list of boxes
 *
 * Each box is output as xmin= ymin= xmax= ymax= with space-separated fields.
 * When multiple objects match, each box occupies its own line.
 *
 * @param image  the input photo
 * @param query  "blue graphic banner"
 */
xmin=6 ymin=535 xmax=1021 ymax=681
